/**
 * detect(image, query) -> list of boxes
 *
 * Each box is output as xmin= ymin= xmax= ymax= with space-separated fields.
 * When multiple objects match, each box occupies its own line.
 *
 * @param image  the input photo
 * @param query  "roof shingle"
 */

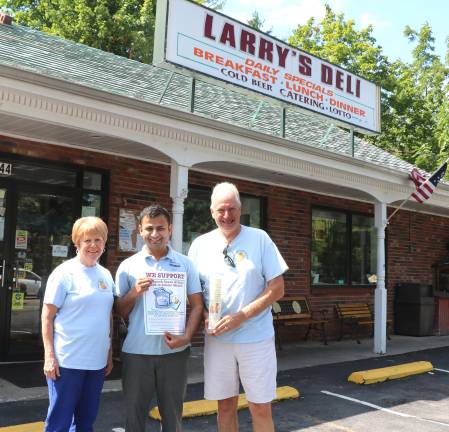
xmin=0 ymin=22 xmax=415 ymax=173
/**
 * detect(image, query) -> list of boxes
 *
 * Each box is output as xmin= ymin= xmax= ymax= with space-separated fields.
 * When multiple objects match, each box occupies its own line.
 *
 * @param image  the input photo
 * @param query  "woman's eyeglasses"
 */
xmin=222 ymin=245 xmax=236 ymax=268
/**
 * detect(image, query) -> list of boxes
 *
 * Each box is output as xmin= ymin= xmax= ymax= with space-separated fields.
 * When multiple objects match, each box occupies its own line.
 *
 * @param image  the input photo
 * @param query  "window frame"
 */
xmin=183 ymin=185 xmax=267 ymax=248
xmin=0 ymin=149 xmax=109 ymax=262
xmin=311 ymin=205 xmax=376 ymax=289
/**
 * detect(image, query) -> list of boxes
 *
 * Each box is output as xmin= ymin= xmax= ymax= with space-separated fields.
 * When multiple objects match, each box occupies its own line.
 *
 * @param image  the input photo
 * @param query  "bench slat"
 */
xmin=335 ymin=302 xmax=391 ymax=344
xmin=340 ymin=312 xmax=371 ymax=318
xmin=284 ymin=319 xmax=326 ymax=326
xmin=273 ymin=313 xmax=312 ymax=320
xmin=272 ymin=296 xmax=328 ymax=348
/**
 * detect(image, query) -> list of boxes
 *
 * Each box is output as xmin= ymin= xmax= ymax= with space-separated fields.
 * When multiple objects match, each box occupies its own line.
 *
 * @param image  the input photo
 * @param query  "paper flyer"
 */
xmin=15 ymin=230 xmax=28 ymax=250
xmin=119 ymin=209 xmax=143 ymax=252
xmin=143 ymin=271 xmax=187 ymax=335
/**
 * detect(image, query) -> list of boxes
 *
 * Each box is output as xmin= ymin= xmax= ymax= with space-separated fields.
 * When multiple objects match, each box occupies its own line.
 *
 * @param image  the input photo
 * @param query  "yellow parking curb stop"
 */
xmin=149 ymin=385 xmax=300 ymax=419
xmin=0 ymin=421 xmax=44 ymax=432
xmin=348 ymin=361 xmax=433 ymax=384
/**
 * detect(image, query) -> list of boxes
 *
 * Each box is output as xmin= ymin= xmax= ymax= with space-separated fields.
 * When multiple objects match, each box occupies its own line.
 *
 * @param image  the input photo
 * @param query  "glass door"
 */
xmin=0 ymin=184 xmax=13 ymax=360
xmin=1 ymin=185 xmax=76 ymax=360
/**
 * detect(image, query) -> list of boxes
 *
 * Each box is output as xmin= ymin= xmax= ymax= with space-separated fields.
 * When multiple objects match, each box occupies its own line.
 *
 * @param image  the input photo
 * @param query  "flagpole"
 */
xmin=387 ymin=156 xmax=449 ymax=225
xmin=387 ymin=192 xmax=414 ymax=224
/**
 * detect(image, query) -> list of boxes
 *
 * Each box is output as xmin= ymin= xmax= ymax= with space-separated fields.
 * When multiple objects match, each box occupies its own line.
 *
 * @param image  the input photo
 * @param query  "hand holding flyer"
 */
xmin=143 ymin=271 xmax=187 ymax=335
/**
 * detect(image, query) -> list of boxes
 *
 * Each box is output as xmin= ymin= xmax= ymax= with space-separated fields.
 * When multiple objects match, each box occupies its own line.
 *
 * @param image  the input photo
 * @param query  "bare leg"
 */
xmin=217 ymin=396 xmax=239 ymax=432
xmin=248 ymin=402 xmax=274 ymax=432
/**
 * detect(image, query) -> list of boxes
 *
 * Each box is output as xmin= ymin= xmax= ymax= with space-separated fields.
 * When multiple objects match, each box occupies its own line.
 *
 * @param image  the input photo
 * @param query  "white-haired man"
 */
xmin=188 ymin=182 xmax=288 ymax=432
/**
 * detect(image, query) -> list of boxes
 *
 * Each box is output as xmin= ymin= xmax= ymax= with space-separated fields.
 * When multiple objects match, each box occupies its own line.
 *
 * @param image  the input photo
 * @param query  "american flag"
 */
xmin=410 ymin=163 xmax=447 ymax=203
xmin=409 ymin=168 xmax=426 ymax=188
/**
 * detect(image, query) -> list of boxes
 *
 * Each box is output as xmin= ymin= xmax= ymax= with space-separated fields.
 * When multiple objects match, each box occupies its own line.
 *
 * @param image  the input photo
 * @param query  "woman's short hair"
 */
xmin=72 ymin=217 xmax=108 ymax=245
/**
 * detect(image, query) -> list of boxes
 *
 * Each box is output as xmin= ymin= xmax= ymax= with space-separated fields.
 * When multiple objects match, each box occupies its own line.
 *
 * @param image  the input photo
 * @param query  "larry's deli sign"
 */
xmin=154 ymin=0 xmax=381 ymax=134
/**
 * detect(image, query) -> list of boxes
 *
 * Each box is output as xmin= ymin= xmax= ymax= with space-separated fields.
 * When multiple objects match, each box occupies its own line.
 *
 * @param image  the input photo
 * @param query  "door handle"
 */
xmin=0 ymin=259 xmax=5 ymax=288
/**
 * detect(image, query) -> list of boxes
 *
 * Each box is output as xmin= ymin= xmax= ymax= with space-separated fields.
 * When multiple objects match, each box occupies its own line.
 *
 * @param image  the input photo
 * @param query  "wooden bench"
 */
xmin=272 ymin=296 xmax=328 ymax=349
xmin=335 ymin=302 xmax=391 ymax=344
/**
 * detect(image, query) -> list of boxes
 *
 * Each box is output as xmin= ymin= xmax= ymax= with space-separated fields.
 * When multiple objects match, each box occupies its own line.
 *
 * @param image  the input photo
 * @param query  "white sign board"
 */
xmin=154 ymin=0 xmax=381 ymax=134
xmin=143 ymin=271 xmax=187 ymax=335
xmin=0 ymin=162 xmax=12 ymax=176
xmin=52 ymin=245 xmax=68 ymax=257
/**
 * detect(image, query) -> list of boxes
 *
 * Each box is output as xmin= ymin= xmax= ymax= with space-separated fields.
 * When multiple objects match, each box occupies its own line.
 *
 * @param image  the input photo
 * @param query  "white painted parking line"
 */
xmin=434 ymin=368 xmax=449 ymax=373
xmin=112 ymin=428 xmax=125 ymax=432
xmin=321 ymin=390 xmax=449 ymax=427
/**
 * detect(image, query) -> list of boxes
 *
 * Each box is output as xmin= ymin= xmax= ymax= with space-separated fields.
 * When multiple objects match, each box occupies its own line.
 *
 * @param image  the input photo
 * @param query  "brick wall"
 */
xmin=3 ymin=136 xmax=449 ymax=344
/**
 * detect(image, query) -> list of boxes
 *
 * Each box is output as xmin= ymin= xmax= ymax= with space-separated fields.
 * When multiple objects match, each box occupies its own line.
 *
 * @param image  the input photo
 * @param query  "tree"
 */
xmin=288 ymin=5 xmax=391 ymax=84
xmin=373 ymin=24 xmax=449 ymax=171
xmin=0 ymin=0 xmax=224 ymax=63
xmin=287 ymin=5 xmax=394 ymax=151
xmin=247 ymin=10 xmax=271 ymax=34
xmin=3 ymin=1 xmax=448 ymax=172
xmin=287 ymin=5 xmax=449 ymax=172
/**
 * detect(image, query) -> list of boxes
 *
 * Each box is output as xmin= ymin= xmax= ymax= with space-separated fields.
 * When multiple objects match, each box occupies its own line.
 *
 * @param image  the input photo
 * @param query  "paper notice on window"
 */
xmin=143 ymin=271 xmax=187 ymax=335
xmin=15 ymin=230 xmax=28 ymax=250
xmin=12 ymin=291 xmax=24 ymax=310
xmin=119 ymin=209 xmax=141 ymax=252
xmin=81 ymin=206 xmax=96 ymax=217
xmin=52 ymin=245 xmax=68 ymax=257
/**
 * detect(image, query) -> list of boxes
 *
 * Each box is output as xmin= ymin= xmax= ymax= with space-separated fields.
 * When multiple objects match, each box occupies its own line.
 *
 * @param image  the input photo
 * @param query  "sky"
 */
xmin=221 ymin=0 xmax=448 ymax=63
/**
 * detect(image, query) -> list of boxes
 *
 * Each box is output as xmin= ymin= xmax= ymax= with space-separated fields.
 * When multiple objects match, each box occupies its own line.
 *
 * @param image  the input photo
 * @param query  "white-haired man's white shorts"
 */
xmin=204 ymin=335 xmax=277 ymax=403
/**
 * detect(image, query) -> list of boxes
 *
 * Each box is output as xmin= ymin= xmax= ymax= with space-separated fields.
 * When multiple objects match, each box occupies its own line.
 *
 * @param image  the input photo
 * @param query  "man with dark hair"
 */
xmin=115 ymin=204 xmax=203 ymax=432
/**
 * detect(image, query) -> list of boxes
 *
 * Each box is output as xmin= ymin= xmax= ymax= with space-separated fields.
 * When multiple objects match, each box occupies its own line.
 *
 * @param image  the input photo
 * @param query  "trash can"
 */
xmin=394 ymin=283 xmax=435 ymax=336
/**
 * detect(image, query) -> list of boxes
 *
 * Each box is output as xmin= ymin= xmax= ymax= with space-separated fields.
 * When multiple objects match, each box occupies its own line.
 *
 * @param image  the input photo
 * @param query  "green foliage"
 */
xmin=0 ymin=0 xmax=223 ymax=63
xmin=247 ymin=10 xmax=271 ymax=34
xmin=288 ymin=5 xmax=390 ymax=84
xmin=0 ymin=0 xmax=156 ymax=62
xmin=287 ymin=5 xmax=449 ymax=173
xmin=1 ymin=1 xmax=448 ymax=173
xmin=373 ymin=24 xmax=449 ymax=171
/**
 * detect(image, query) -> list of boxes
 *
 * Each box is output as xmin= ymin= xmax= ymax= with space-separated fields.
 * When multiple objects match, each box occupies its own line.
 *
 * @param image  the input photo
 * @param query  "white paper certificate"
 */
xmin=143 ymin=271 xmax=187 ymax=335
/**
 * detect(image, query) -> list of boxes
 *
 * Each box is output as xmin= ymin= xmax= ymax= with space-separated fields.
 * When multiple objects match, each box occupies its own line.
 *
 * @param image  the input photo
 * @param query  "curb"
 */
xmin=348 ymin=361 xmax=433 ymax=384
xmin=149 ymin=385 xmax=300 ymax=419
xmin=0 ymin=422 xmax=43 ymax=432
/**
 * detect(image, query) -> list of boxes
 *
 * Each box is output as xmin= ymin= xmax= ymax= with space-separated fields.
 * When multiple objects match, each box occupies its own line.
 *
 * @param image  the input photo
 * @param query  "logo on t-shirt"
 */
xmin=235 ymin=250 xmax=247 ymax=264
xmin=98 ymin=279 xmax=108 ymax=290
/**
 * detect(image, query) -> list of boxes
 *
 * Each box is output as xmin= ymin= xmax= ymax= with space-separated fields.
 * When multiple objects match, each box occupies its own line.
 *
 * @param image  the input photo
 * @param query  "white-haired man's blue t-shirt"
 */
xmin=43 ymin=258 xmax=114 ymax=370
xmin=188 ymin=225 xmax=288 ymax=344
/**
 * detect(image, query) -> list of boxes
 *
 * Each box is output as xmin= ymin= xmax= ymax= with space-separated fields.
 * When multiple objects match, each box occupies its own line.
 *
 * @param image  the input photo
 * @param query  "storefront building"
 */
xmin=1 ymin=11 xmax=449 ymax=362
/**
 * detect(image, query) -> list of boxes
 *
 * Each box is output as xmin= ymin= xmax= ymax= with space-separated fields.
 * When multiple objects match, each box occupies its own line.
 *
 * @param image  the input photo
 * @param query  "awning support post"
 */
xmin=374 ymin=201 xmax=388 ymax=354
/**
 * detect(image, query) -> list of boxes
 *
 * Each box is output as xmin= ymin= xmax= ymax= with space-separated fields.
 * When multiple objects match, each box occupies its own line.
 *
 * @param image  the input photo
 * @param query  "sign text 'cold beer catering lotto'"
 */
xmin=153 ymin=0 xmax=381 ymax=134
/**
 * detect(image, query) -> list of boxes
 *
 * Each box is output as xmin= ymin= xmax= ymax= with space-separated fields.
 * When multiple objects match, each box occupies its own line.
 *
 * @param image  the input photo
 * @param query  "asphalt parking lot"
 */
xmin=1 ymin=346 xmax=448 ymax=431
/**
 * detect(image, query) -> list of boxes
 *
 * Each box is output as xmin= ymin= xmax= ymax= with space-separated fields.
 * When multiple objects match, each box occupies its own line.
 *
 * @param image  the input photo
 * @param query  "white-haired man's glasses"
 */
xmin=222 ymin=245 xmax=236 ymax=268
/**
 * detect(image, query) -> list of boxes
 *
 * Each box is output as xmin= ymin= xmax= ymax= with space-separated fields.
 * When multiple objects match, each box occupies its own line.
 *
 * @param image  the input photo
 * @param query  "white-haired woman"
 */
xmin=41 ymin=216 xmax=114 ymax=432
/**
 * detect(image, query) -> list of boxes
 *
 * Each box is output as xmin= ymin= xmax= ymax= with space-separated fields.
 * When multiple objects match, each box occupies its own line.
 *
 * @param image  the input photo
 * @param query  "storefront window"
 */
xmin=81 ymin=170 xmax=105 ymax=217
xmin=7 ymin=161 xmax=76 ymax=187
xmin=352 ymin=214 xmax=377 ymax=285
xmin=312 ymin=209 xmax=347 ymax=285
xmin=0 ymin=156 xmax=108 ymax=360
xmin=241 ymin=195 xmax=261 ymax=227
xmin=311 ymin=208 xmax=376 ymax=286
xmin=83 ymin=171 xmax=102 ymax=190
xmin=183 ymin=187 xmax=264 ymax=254
xmin=82 ymin=192 xmax=102 ymax=217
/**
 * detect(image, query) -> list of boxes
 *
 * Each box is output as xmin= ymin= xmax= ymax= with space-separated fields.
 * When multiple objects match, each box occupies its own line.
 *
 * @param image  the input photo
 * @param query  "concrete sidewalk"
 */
xmin=1 ymin=334 xmax=449 ymax=403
